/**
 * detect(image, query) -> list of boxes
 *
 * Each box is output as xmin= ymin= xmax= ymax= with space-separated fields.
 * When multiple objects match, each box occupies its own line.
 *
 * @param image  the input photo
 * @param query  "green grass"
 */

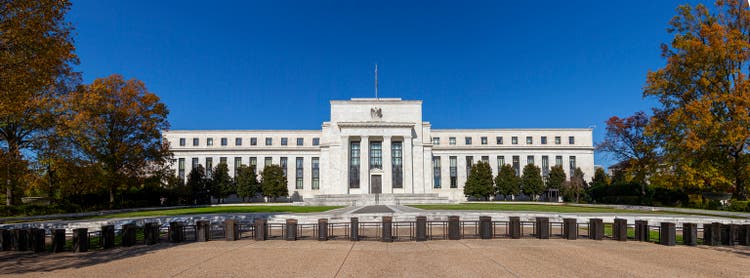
xmin=92 ymin=206 xmax=343 ymax=219
xmin=410 ymin=204 xmax=660 ymax=214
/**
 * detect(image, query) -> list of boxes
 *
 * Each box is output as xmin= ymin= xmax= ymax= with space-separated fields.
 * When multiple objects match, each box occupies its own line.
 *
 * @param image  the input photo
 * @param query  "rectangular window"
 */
xmin=220 ymin=137 xmax=227 ymax=146
xmin=234 ymin=157 xmax=241 ymax=177
xmin=432 ymin=137 xmax=440 ymax=145
xmin=392 ymin=141 xmax=403 ymax=188
xmin=249 ymin=157 xmax=257 ymax=173
xmin=251 ymin=137 xmax=257 ymax=146
xmin=235 ymin=137 xmax=242 ymax=146
xmin=541 ymin=136 xmax=547 ymax=145
xmin=512 ymin=136 xmax=518 ymax=145
xmin=296 ymin=157 xmax=304 ymax=189
xmin=569 ymin=136 xmax=575 ymax=144
xmin=280 ymin=157 xmax=288 ymax=177
xmin=179 ymin=138 xmax=185 ymax=147
xmin=497 ymin=156 xmax=505 ymax=173
xmin=526 ymin=136 xmax=533 ymax=144
xmin=481 ymin=136 xmax=487 ymax=145
xmin=193 ymin=138 xmax=199 ymax=146
xmin=265 ymin=137 xmax=272 ymax=146
xmin=449 ymin=137 xmax=456 ymax=145
xmin=206 ymin=157 xmax=213 ymax=177
xmin=281 ymin=137 xmax=288 ymax=146
xmin=527 ymin=155 xmax=534 ymax=165
xmin=555 ymin=136 xmax=561 ymax=145
xmin=466 ymin=156 xmax=473 ymax=177
xmin=369 ymin=141 xmax=382 ymax=170
xmin=465 ymin=137 xmax=472 ymax=145
xmin=296 ymin=137 xmax=304 ymax=146
xmin=512 ymin=156 xmax=520 ymax=176
xmin=433 ymin=156 xmax=441 ymax=189
xmin=542 ymin=156 xmax=549 ymax=176
xmin=555 ymin=156 xmax=563 ymax=166
xmin=178 ymin=158 xmax=185 ymax=179
xmin=496 ymin=136 xmax=503 ymax=144
xmin=349 ymin=142 xmax=360 ymax=188
xmin=264 ymin=157 xmax=272 ymax=167
xmin=481 ymin=156 xmax=489 ymax=163
xmin=207 ymin=138 xmax=214 ymax=146
xmin=312 ymin=138 xmax=320 ymax=146
xmin=449 ymin=156 xmax=457 ymax=188
xmin=312 ymin=157 xmax=320 ymax=190
xmin=220 ymin=157 xmax=227 ymax=165
xmin=569 ymin=156 xmax=576 ymax=177
xmin=192 ymin=157 xmax=199 ymax=169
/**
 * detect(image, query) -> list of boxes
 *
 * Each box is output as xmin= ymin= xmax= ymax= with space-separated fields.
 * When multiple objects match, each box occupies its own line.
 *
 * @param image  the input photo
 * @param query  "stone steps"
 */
xmin=304 ymin=193 xmax=453 ymax=206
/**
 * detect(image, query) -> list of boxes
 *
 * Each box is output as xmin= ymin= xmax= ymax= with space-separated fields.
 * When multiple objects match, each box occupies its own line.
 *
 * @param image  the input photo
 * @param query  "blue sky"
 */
xmin=67 ymin=0 xmax=706 ymax=168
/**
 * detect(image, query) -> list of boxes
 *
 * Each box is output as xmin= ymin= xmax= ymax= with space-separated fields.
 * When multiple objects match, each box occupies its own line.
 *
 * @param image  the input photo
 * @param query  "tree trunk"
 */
xmin=109 ymin=187 xmax=115 ymax=208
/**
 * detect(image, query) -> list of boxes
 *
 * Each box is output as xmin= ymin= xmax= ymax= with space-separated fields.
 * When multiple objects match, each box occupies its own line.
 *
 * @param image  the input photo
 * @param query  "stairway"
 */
xmin=303 ymin=193 xmax=453 ymax=206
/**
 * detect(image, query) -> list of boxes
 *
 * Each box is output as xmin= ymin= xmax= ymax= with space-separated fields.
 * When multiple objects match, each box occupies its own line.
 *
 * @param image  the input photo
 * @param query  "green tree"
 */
xmin=546 ymin=165 xmax=566 ymax=190
xmin=62 ymin=74 xmax=170 ymax=207
xmin=186 ymin=165 xmax=208 ymax=205
xmin=563 ymin=168 xmax=586 ymax=203
xmin=591 ymin=167 xmax=610 ymax=187
xmin=236 ymin=165 xmax=260 ymax=202
xmin=0 ymin=0 xmax=79 ymax=205
xmin=644 ymin=0 xmax=750 ymax=199
xmin=522 ymin=164 xmax=545 ymax=200
xmin=210 ymin=163 xmax=233 ymax=203
xmin=261 ymin=164 xmax=288 ymax=201
xmin=494 ymin=164 xmax=521 ymax=200
xmin=463 ymin=161 xmax=494 ymax=200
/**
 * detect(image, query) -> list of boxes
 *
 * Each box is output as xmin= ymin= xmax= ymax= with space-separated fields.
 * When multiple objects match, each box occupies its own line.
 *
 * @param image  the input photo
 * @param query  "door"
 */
xmin=370 ymin=175 xmax=382 ymax=194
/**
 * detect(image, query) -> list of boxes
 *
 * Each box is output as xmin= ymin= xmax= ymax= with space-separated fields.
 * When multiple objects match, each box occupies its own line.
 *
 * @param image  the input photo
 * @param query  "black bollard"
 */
xmin=318 ymin=219 xmax=328 ymax=241
xmin=509 ymin=217 xmax=521 ymax=239
xmin=144 ymin=222 xmax=160 ymax=245
xmin=169 ymin=222 xmax=184 ymax=243
xmin=52 ymin=229 xmax=66 ymax=252
xmin=535 ymin=217 xmax=549 ymax=239
xmin=254 ymin=218 xmax=267 ymax=241
xmin=0 ymin=229 xmax=10 ymax=251
xmin=225 ymin=219 xmax=240 ymax=241
xmin=72 ymin=228 xmax=88 ymax=252
xmin=721 ymin=224 xmax=737 ymax=246
xmin=122 ymin=223 xmax=136 ymax=247
xmin=31 ymin=228 xmax=45 ymax=253
xmin=682 ymin=223 xmax=697 ymax=246
xmin=739 ymin=224 xmax=750 ymax=246
xmin=613 ymin=219 xmax=627 ymax=241
xmin=350 ymin=217 xmax=359 ymax=241
xmin=416 ymin=216 xmax=427 ymax=241
xmin=563 ymin=218 xmax=577 ymax=240
xmin=660 ymin=222 xmax=676 ymax=246
xmin=447 ymin=216 xmax=460 ymax=240
xmin=382 ymin=216 xmax=393 ymax=242
xmin=285 ymin=219 xmax=297 ymax=241
xmin=101 ymin=225 xmax=115 ymax=249
xmin=14 ymin=229 xmax=29 ymax=251
xmin=589 ymin=218 xmax=604 ymax=240
xmin=196 ymin=221 xmax=210 ymax=242
xmin=704 ymin=222 xmax=721 ymax=246
xmin=635 ymin=220 xmax=649 ymax=242
xmin=480 ymin=216 xmax=492 ymax=240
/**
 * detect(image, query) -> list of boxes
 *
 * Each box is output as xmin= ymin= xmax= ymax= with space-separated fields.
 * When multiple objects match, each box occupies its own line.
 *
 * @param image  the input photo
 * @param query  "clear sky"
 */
xmin=67 ymin=0 xmax=706 ymax=168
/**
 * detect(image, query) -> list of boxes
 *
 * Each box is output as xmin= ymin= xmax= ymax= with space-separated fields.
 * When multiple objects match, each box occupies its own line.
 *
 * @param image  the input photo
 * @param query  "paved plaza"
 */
xmin=1 ymin=238 xmax=748 ymax=277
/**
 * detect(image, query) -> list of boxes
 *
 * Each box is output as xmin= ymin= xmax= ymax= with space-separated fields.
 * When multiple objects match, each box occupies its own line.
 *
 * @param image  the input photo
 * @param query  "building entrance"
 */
xmin=370 ymin=175 xmax=382 ymax=194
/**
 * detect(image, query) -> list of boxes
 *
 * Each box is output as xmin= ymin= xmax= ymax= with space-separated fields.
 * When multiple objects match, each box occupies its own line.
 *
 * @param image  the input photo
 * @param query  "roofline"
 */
xmin=163 ymin=130 xmax=322 ymax=134
xmin=431 ymin=128 xmax=594 ymax=132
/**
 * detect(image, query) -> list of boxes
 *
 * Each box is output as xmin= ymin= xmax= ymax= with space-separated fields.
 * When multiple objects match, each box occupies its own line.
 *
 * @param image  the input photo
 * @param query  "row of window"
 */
xmin=176 ymin=156 xmax=320 ymax=190
xmin=432 ymin=155 xmax=577 ymax=189
xmin=348 ymin=141 xmax=404 ymax=189
xmin=432 ymin=136 xmax=575 ymax=146
xmin=178 ymin=137 xmax=320 ymax=147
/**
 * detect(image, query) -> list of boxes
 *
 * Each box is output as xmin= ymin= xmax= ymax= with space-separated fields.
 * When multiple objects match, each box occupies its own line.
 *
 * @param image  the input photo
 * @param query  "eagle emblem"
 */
xmin=370 ymin=107 xmax=383 ymax=119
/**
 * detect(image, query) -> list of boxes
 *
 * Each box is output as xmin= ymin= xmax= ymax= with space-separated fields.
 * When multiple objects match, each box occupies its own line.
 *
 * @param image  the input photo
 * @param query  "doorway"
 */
xmin=370 ymin=175 xmax=382 ymax=194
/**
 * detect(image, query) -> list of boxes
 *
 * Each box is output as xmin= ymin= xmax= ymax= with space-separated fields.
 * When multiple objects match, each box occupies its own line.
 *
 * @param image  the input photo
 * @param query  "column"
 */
xmin=403 ymin=135 xmax=413 ymax=193
xmin=382 ymin=136 xmax=392 ymax=193
xmin=359 ymin=136 xmax=369 ymax=193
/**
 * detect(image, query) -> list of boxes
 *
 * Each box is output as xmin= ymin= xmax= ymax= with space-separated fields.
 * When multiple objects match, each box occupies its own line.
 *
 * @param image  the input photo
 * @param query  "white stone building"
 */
xmin=163 ymin=98 xmax=594 ymax=203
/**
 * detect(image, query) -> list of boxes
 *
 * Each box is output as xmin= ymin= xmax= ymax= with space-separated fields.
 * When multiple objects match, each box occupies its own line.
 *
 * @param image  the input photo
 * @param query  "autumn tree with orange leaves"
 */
xmin=644 ymin=0 xmax=750 ymax=200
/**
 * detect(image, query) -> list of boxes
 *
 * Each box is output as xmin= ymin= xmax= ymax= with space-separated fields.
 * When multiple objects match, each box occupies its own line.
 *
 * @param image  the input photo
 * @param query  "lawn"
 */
xmin=410 ymin=203 xmax=657 ymax=214
xmin=94 ymin=205 xmax=343 ymax=219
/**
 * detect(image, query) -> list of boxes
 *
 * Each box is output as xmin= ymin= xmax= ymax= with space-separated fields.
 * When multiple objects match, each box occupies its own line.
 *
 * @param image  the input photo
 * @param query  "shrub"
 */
xmin=727 ymin=200 xmax=750 ymax=212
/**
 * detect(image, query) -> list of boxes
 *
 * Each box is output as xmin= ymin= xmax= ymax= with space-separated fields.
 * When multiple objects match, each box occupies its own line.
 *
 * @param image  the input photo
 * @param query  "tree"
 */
xmin=596 ymin=111 xmax=658 ymax=195
xmin=591 ymin=167 xmax=610 ymax=187
xmin=494 ymin=164 xmax=521 ymax=200
xmin=236 ymin=165 xmax=260 ymax=202
xmin=0 ymin=0 xmax=79 ymax=205
xmin=644 ymin=0 xmax=750 ymax=199
xmin=186 ymin=165 xmax=209 ymax=205
xmin=563 ymin=168 xmax=586 ymax=203
xmin=261 ymin=165 xmax=288 ymax=201
xmin=210 ymin=163 xmax=233 ymax=203
xmin=521 ymin=164 xmax=545 ymax=200
xmin=463 ymin=161 xmax=494 ymax=200
xmin=62 ymin=74 xmax=170 ymax=207
xmin=546 ymin=165 xmax=566 ymax=190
